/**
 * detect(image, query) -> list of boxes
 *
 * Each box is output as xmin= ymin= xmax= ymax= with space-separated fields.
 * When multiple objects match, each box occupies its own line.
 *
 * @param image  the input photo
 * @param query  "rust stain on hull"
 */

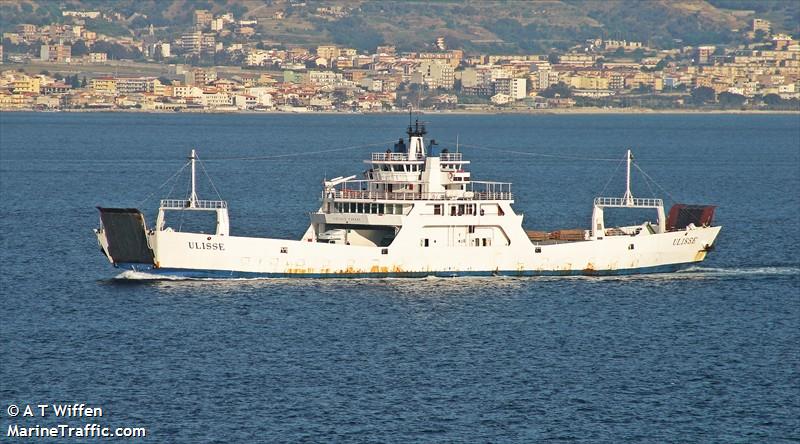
xmin=281 ymin=265 xmax=406 ymax=275
xmin=582 ymin=262 xmax=598 ymax=276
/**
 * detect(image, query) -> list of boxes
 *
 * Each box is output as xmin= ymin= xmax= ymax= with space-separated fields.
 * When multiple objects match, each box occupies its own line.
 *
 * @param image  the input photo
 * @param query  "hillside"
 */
xmin=1 ymin=0 xmax=798 ymax=52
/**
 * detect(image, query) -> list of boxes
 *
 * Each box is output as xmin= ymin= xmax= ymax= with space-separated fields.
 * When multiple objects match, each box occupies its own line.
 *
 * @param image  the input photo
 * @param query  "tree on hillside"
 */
xmin=91 ymin=41 xmax=142 ymax=60
xmin=654 ymin=56 xmax=671 ymax=71
xmin=593 ymin=57 xmax=605 ymax=69
xmin=71 ymin=40 xmax=89 ymax=56
xmin=540 ymin=82 xmax=573 ymax=98
xmin=318 ymin=16 xmax=384 ymax=53
xmin=230 ymin=4 xmax=248 ymax=18
xmin=763 ymin=93 xmax=783 ymax=106
xmin=718 ymin=91 xmax=746 ymax=107
xmin=691 ymin=86 xmax=716 ymax=104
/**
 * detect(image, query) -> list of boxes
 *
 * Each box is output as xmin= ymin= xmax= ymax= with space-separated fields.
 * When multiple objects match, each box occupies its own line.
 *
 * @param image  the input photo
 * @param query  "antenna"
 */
xmin=456 ymin=133 xmax=459 ymax=153
xmin=189 ymin=149 xmax=198 ymax=207
xmin=622 ymin=149 xmax=634 ymax=206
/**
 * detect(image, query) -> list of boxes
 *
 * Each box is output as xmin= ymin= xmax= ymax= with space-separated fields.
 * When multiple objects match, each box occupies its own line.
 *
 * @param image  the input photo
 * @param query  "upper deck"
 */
xmin=326 ymin=179 xmax=513 ymax=201
xmin=322 ymin=119 xmax=513 ymax=206
xmin=369 ymin=152 xmax=467 ymax=163
xmin=160 ymin=199 xmax=227 ymax=210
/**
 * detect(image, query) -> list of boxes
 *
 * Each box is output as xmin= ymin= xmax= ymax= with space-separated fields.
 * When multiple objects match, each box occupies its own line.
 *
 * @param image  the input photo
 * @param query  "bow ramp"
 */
xmin=95 ymin=207 xmax=155 ymax=265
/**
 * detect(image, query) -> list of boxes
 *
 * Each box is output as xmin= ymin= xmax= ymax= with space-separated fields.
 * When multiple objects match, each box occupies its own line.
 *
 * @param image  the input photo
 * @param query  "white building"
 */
xmin=158 ymin=42 xmax=171 ymax=58
xmin=116 ymin=77 xmax=162 ymax=94
xmin=245 ymin=50 xmax=270 ymax=67
xmin=172 ymin=85 xmax=203 ymax=98
xmin=491 ymin=93 xmax=513 ymax=105
xmin=494 ymin=77 xmax=527 ymax=100
xmin=181 ymin=31 xmax=201 ymax=54
xmin=201 ymin=91 xmax=232 ymax=108
xmin=509 ymin=78 xmax=527 ymax=99
xmin=417 ymin=60 xmax=454 ymax=89
xmin=308 ymin=70 xmax=344 ymax=87
xmin=232 ymin=94 xmax=257 ymax=110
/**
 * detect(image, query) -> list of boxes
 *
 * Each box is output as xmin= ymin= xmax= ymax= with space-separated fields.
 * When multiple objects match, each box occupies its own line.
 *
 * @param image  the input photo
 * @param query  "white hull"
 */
xmin=98 ymin=223 xmax=720 ymax=278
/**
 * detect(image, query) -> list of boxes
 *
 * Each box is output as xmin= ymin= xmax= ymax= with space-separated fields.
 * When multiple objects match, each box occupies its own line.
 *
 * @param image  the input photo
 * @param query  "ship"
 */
xmin=94 ymin=120 xmax=721 ymax=278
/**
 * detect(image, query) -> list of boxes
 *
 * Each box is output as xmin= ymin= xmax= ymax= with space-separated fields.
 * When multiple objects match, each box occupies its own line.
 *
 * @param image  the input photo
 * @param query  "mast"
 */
xmin=189 ymin=149 xmax=198 ymax=207
xmin=622 ymin=149 xmax=633 ymax=206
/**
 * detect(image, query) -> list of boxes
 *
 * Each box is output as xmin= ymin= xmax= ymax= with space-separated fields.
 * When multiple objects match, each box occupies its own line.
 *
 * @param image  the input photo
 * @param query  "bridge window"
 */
xmin=535 ymin=247 xmax=542 ymax=253
xmin=468 ymin=225 xmax=475 ymax=233
xmin=628 ymin=243 xmax=635 ymax=250
xmin=280 ymin=247 xmax=288 ymax=254
xmin=434 ymin=204 xmax=442 ymax=215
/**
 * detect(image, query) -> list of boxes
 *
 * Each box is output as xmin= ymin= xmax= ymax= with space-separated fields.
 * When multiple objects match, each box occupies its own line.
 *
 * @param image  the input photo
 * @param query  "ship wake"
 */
xmin=114 ymin=270 xmax=193 ymax=281
xmin=678 ymin=265 xmax=800 ymax=277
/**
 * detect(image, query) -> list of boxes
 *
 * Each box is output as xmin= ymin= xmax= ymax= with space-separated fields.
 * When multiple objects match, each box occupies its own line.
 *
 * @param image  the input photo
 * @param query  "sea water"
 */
xmin=1 ymin=112 xmax=798 ymax=442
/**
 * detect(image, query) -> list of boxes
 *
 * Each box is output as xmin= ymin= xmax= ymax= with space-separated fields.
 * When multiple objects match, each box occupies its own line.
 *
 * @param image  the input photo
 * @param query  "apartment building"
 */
xmin=317 ymin=45 xmax=340 ymax=60
xmin=90 ymin=77 xmax=117 ymax=94
xmin=88 ymin=52 xmax=107 ymax=62
xmin=40 ymin=43 xmax=71 ymax=63
xmin=417 ymin=60 xmax=454 ymax=89
xmin=115 ymin=77 xmax=163 ymax=95
xmin=181 ymin=31 xmax=202 ymax=54
xmin=12 ymin=75 xmax=40 ymax=94
xmin=494 ymin=77 xmax=527 ymax=100
xmin=194 ymin=10 xmax=213 ymax=29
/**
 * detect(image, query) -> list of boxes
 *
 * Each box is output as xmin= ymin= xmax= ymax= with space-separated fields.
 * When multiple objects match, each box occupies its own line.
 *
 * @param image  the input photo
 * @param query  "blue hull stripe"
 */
xmin=115 ymin=263 xmax=687 ymax=279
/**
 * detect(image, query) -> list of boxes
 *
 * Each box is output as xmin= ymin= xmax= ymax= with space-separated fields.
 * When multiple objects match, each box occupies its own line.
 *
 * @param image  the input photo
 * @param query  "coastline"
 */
xmin=2 ymin=107 xmax=798 ymax=115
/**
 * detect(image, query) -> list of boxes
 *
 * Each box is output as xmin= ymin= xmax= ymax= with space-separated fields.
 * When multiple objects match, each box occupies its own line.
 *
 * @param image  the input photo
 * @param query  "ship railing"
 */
xmin=471 ymin=181 xmax=512 ymax=194
xmin=160 ymin=199 xmax=228 ymax=210
xmin=329 ymin=190 xmax=513 ymax=201
xmin=594 ymin=197 xmax=663 ymax=208
xmin=327 ymin=179 xmax=513 ymax=201
xmin=370 ymin=152 xmax=465 ymax=162
xmin=371 ymin=152 xmax=413 ymax=161
xmin=439 ymin=153 xmax=463 ymax=162
xmin=472 ymin=191 xmax=514 ymax=200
